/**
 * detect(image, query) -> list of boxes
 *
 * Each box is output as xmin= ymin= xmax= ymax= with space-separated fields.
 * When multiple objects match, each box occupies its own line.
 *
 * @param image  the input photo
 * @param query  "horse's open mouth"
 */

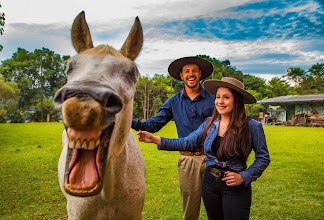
xmin=63 ymin=125 xmax=113 ymax=196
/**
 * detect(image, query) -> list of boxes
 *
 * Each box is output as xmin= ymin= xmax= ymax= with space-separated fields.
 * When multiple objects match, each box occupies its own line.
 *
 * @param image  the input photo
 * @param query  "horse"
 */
xmin=53 ymin=11 xmax=145 ymax=219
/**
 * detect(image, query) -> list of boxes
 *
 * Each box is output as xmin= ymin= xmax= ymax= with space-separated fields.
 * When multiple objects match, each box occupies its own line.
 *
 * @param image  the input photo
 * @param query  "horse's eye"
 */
xmin=66 ymin=63 xmax=73 ymax=75
xmin=129 ymin=67 xmax=138 ymax=82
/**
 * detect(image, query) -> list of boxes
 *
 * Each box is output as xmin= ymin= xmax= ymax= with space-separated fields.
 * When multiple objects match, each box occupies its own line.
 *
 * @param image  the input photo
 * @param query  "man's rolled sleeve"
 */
xmin=131 ymin=101 xmax=173 ymax=132
xmin=157 ymin=121 xmax=207 ymax=151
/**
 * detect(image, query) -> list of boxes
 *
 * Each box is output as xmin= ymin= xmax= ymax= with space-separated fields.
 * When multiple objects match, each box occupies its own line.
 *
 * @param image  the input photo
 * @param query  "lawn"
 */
xmin=0 ymin=122 xmax=323 ymax=219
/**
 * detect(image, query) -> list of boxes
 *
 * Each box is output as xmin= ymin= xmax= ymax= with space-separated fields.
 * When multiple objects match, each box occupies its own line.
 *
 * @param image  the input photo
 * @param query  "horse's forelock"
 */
xmin=80 ymin=45 xmax=125 ymax=58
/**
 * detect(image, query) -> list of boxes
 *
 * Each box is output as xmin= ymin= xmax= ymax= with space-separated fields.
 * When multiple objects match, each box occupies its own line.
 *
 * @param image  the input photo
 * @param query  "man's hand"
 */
xmin=137 ymin=130 xmax=161 ymax=145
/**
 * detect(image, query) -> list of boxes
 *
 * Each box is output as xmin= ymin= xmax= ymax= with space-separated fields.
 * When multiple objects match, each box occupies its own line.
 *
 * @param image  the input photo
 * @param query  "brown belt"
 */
xmin=180 ymin=148 xmax=205 ymax=156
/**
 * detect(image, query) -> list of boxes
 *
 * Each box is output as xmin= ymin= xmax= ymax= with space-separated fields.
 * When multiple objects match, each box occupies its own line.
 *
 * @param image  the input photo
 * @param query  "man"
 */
xmin=132 ymin=56 xmax=215 ymax=220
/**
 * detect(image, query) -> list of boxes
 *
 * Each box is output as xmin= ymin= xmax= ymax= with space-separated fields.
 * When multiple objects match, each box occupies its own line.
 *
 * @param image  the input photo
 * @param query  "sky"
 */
xmin=1 ymin=0 xmax=324 ymax=81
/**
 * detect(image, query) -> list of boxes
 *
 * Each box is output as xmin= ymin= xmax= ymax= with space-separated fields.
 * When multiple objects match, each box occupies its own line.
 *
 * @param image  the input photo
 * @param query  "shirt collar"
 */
xmin=181 ymin=84 xmax=203 ymax=99
xmin=199 ymin=85 xmax=209 ymax=99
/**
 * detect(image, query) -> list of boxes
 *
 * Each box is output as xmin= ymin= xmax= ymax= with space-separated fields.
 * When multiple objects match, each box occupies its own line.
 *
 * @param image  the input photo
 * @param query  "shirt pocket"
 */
xmin=201 ymin=106 xmax=213 ymax=118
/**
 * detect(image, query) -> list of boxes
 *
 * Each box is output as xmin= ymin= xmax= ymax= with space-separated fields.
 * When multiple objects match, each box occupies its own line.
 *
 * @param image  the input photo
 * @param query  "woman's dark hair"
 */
xmin=202 ymin=88 xmax=249 ymax=163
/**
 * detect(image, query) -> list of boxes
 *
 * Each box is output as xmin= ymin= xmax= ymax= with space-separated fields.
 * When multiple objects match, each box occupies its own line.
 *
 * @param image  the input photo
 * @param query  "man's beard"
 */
xmin=184 ymin=77 xmax=199 ymax=88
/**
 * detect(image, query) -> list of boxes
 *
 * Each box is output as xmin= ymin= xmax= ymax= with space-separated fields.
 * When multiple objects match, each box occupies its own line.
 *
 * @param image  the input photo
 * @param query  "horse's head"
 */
xmin=54 ymin=11 xmax=143 ymax=197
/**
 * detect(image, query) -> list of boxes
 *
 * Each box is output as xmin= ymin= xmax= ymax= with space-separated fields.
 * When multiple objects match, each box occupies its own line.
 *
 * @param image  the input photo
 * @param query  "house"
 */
xmin=257 ymin=94 xmax=324 ymax=126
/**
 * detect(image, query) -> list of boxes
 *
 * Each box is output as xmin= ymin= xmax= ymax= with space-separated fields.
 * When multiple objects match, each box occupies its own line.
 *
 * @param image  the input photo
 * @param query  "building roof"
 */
xmin=257 ymin=94 xmax=324 ymax=104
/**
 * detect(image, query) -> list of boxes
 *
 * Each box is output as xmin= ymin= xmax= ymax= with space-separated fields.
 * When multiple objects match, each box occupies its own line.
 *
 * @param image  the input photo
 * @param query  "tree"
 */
xmin=306 ymin=63 xmax=324 ymax=93
xmin=170 ymin=77 xmax=183 ymax=95
xmin=0 ymin=77 xmax=19 ymax=99
xmin=5 ymin=99 xmax=25 ymax=123
xmin=221 ymin=59 xmax=231 ymax=67
xmin=286 ymin=67 xmax=306 ymax=85
xmin=308 ymin=63 xmax=324 ymax=77
xmin=285 ymin=63 xmax=324 ymax=94
xmin=243 ymin=75 xmax=265 ymax=92
xmin=133 ymin=73 xmax=178 ymax=120
xmin=30 ymin=97 xmax=55 ymax=122
xmin=147 ymin=74 xmax=171 ymax=118
xmin=133 ymin=75 xmax=149 ymax=119
xmin=0 ymin=47 xmax=67 ymax=121
xmin=198 ymin=55 xmax=225 ymax=79
xmin=0 ymin=77 xmax=20 ymax=122
xmin=268 ymin=77 xmax=294 ymax=97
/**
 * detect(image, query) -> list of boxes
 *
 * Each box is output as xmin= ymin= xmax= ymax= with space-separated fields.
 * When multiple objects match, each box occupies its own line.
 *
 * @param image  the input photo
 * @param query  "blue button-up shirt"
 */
xmin=132 ymin=85 xmax=215 ymax=138
xmin=159 ymin=117 xmax=270 ymax=185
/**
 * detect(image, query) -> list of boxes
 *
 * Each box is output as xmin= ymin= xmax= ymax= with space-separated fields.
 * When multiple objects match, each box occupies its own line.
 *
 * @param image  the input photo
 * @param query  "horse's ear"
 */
xmin=71 ymin=11 xmax=94 ymax=53
xmin=120 ymin=17 xmax=143 ymax=61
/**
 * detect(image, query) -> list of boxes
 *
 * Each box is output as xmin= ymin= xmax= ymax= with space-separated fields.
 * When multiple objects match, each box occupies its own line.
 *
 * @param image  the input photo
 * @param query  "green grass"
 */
xmin=0 ymin=122 xmax=323 ymax=219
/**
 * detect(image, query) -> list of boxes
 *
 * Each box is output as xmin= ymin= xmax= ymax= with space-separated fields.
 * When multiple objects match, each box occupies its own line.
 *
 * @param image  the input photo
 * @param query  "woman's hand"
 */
xmin=137 ymin=130 xmax=161 ymax=145
xmin=221 ymin=171 xmax=244 ymax=186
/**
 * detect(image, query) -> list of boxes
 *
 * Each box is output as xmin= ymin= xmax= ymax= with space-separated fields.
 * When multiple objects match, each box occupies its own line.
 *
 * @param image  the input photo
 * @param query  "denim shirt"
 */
xmin=132 ymin=85 xmax=215 ymax=138
xmin=159 ymin=117 xmax=270 ymax=185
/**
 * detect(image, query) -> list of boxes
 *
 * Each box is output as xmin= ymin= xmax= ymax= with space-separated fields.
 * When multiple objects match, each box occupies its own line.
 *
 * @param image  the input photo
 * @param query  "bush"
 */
xmin=0 ymin=117 xmax=7 ymax=123
xmin=8 ymin=111 xmax=25 ymax=123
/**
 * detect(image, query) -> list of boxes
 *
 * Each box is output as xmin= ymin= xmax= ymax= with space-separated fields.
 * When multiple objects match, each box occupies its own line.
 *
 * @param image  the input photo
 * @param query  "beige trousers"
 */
xmin=178 ymin=154 xmax=207 ymax=220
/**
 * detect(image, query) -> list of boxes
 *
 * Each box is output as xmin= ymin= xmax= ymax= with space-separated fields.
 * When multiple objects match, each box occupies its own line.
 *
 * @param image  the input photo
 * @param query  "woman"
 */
xmin=137 ymin=77 xmax=270 ymax=220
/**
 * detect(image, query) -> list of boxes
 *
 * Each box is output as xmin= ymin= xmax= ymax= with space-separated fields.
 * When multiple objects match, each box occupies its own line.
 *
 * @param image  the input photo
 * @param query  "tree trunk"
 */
xmin=40 ymin=57 xmax=44 ymax=122
xmin=147 ymin=91 xmax=150 ymax=119
xmin=143 ymin=78 xmax=147 ymax=120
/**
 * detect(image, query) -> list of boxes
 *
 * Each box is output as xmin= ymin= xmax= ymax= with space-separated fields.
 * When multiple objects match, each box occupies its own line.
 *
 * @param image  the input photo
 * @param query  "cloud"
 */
xmin=143 ymin=0 xmax=324 ymax=41
xmin=1 ymin=0 xmax=323 ymax=81
xmin=1 ymin=23 xmax=73 ymax=59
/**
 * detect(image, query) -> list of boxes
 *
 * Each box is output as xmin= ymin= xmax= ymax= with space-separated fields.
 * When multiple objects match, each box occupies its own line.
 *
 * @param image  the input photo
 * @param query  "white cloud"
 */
xmin=1 ymin=0 xmax=323 ymax=82
xmin=3 ymin=0 xmax=259 ymax=25
xmin=251 ymin=73 xmax=285 ymax=81
xmin=136 ymin=36 xmax=323 ymax=78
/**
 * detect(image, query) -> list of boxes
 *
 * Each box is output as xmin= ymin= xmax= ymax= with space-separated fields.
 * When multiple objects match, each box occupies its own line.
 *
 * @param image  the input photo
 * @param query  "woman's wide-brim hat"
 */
xmin=168 ymin=57 xmax=213 ymax=81
xmin=203 ymin=77 xmax=257 ymax=104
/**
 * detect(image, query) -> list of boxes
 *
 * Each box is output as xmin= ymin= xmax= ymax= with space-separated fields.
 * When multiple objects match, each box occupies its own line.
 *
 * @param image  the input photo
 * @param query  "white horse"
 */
xmin=53 ymin=11 xmax=145 ymax=219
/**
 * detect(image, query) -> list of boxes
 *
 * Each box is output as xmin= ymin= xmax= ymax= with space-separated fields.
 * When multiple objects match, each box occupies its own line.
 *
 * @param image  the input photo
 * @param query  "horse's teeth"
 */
xmin=68 ymin=137 xmax=100 ymax=149
xmin=69 ymin=138 xmax=75 ymax=149
xmin=81 ymin=140 xmax=88 ymax=149
xmin=70 ymin=189 xmax=82 ymax=193
xmin=66 ymin=184 xmax=98 ymax=194
xmin=76 ymin=139 xmax=81 ymax=148
xmin=96 ymin=138 xmax=100 ymax=147
xmin=88 ymin=140 xmax=95 ymax=150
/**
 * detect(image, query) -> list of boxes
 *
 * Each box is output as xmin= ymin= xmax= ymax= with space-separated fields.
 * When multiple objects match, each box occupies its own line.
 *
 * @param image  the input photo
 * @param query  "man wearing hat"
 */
xmin=132 ymin=57 xmax=215 ymax=219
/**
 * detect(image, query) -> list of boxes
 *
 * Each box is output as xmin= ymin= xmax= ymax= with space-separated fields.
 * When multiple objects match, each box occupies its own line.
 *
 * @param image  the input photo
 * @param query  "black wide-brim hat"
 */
xmin=168 ymin=57 xmax=213 ymax=81
xmin=203 ymin=77 xmax=257 ymax=104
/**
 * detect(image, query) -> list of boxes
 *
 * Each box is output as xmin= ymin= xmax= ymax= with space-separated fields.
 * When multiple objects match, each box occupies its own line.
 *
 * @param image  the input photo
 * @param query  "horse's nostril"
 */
xmin=54 ymin=88 xmax=65 ymax=109
xmin=54 ymin=83 xmax=123 ymax=115
xmin=104 ymin=93 xmax=123 ymax=114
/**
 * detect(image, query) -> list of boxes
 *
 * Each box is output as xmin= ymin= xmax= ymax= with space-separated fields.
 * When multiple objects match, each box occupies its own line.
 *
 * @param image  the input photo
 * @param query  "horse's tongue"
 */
xmin=70 ymin=149 xmax=98 ymax=189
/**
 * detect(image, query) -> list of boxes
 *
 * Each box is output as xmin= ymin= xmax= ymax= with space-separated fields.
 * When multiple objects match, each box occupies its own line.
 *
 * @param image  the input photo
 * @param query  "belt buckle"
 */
xmin=210 ymin=167 xmax=221 ymax=177
xmin=195 ymin=151 xmax=201 ymax=156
